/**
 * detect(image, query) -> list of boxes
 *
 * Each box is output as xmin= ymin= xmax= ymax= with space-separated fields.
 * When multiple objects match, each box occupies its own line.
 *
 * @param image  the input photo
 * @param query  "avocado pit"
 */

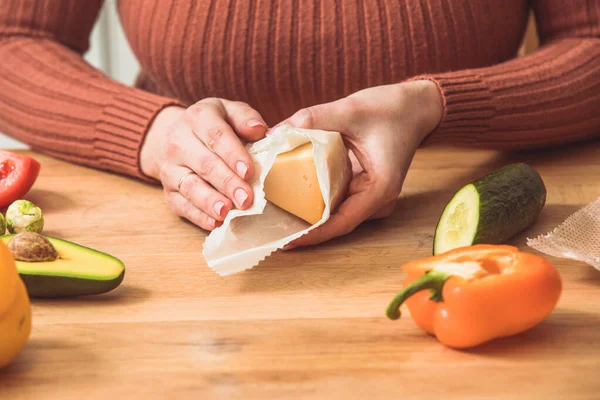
xmin=7 ymin=232 xmax=59 ymax=262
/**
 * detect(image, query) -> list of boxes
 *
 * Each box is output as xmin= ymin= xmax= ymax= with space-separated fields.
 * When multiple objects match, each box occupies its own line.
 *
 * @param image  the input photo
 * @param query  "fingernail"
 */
xmin=236 ymin=161 xmax=248 ymax=179
xmin=247 ymin=119 xmax=267 ymax=128
xmin=213 ymin=201 xmax=225 ymax=217
xmin=282 ymin=244 xmax=297 ymax=251
xmin=234 ymin=188 xmax=248 ymax=208
xmin=207 ymin=217 xmax=216 ymax=227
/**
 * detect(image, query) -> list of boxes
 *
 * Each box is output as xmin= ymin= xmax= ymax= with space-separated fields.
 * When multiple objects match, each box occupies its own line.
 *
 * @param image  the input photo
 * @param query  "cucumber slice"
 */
xmin=433 ymin=163 xmax=546 ymax=255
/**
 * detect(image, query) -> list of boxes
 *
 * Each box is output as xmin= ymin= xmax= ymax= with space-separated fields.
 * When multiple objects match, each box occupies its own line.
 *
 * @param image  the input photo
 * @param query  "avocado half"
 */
xmin=1 ymin=235 xmax=125 ymax=298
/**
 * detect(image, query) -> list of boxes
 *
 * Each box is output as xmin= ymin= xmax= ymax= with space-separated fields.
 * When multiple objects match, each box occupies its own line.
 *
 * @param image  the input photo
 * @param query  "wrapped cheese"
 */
xmin=202 ymin=124 xmax=352 ymax=276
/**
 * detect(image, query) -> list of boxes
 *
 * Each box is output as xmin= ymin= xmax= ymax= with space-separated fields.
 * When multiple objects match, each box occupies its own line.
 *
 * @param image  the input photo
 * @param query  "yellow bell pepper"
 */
xmin=0 ymin=238 xmax=32 ymax=368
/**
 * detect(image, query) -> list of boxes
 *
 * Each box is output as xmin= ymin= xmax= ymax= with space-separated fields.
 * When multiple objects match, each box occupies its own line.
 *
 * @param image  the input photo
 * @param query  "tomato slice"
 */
xmin=0 ymin=151 xmax=40 ymax=208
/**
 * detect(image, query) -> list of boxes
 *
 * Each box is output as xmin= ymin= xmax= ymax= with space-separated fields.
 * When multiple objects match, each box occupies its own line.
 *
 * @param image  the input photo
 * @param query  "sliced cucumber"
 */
xmin=433 ymin=163 xmax=546 ymax=255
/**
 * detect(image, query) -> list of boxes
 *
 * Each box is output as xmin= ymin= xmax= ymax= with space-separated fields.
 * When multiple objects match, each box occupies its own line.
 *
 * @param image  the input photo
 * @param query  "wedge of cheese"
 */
xmin=263 ymin=143 xmax=325 ymax=224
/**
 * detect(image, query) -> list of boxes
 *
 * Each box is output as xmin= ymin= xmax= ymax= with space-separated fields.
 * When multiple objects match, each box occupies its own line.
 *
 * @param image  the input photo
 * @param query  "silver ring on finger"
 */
xmin=177 ymin=170 xmax=196 ymax=193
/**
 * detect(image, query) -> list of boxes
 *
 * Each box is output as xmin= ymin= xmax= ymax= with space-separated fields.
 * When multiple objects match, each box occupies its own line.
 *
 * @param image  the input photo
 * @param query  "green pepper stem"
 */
xmin=386 ymin=270 xmax=450 ymax=320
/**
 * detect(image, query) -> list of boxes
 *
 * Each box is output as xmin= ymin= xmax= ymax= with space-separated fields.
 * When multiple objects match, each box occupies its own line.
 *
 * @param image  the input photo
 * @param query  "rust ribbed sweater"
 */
xmin=0 ymin=1 xmax=599 ymax=181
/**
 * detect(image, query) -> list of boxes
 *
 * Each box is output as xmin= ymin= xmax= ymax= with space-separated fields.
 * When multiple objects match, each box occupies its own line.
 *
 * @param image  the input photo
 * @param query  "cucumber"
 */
xmin=433 ymin=163 xmax=546 ymax=255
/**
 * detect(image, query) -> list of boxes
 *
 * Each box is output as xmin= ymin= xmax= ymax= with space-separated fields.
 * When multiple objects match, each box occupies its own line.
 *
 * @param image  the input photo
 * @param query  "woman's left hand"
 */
xmin=279 ymin=80 xmax=443 ymax=248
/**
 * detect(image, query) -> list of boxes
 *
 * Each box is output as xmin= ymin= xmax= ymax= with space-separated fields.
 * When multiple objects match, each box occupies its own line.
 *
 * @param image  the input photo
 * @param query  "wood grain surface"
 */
xmin=1 ymin=140 xmax=599 ymax=399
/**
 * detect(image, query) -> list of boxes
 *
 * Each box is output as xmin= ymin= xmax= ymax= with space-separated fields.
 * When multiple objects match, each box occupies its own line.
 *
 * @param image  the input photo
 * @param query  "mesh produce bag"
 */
xmin=527 ymin=196 xmax=600 ymax=270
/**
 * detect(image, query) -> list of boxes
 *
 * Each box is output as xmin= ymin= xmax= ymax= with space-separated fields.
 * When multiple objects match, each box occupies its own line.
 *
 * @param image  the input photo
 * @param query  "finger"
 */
xmin=185 ymin=100 xmax=255 ymax=180
xmin=161 ymin=166 xmax=232 ymax=221
xmin=185 ymin=141 xmax=254 ymax=210
xmin=369 ymin=199 xmax=397 ymax=220
xmin=165 ymin=191 xmax=221 ymax=231
xmin=288 ymin=189 xmax=379 ymax=248
xmin=221 ymin=100 xmax=268 ymax=142
xmin=283 ymin=97 xmax=360 ymax=133
xmin=164 ymin=125 xmax=253 ymax=209
xmin=349 ymin=150 xmax=363 ymax=175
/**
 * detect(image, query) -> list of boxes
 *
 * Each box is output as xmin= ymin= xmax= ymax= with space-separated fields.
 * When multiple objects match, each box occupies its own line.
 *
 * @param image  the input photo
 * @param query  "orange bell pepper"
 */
xmin=386 ymin=245 xmax=562 ymax=349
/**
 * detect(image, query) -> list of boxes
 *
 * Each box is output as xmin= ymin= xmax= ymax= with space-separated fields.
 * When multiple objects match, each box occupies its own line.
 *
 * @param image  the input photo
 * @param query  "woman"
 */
xmin=0 ymin=1 xmax=598 ymax=248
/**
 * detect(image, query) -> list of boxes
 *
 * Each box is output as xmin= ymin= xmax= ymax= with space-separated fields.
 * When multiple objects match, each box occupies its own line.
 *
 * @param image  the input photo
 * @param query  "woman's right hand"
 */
xmin=140 ymin=98 xmax=268 ymax=231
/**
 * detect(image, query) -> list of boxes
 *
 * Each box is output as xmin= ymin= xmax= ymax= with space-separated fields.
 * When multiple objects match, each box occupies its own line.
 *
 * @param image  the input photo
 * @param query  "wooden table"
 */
xmin=1 ymin=141 xmax=599 ymax=399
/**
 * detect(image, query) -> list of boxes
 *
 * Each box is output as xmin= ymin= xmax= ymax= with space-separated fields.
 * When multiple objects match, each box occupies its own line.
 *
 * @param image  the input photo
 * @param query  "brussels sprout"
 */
xmin=6 ymin=200 xmax=44 ymax=234
xmin=0 ymin=213 xmax=5 ymax=235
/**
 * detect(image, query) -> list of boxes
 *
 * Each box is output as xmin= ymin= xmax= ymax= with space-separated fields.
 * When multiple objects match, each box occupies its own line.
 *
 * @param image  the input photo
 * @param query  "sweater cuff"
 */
xmin=95 ymin=90 xmax=185 ymax=183
xmin=407 ymin=73 xmax=496 ymax=145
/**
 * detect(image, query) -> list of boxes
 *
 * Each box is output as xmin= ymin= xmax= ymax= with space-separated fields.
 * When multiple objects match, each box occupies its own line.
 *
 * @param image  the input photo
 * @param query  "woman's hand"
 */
xmin=140 ymin=98 xmax=268 ymax=230
xmin=280 ymin=80 xmax=443 ymax=248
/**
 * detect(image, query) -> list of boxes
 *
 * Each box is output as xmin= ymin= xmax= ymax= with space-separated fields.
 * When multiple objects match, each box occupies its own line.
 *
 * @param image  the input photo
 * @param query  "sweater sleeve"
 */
xmin=0 ymin=0 xmax=184 ymax=181
xmin=415 ymin=0 xmax=600 ymax=149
